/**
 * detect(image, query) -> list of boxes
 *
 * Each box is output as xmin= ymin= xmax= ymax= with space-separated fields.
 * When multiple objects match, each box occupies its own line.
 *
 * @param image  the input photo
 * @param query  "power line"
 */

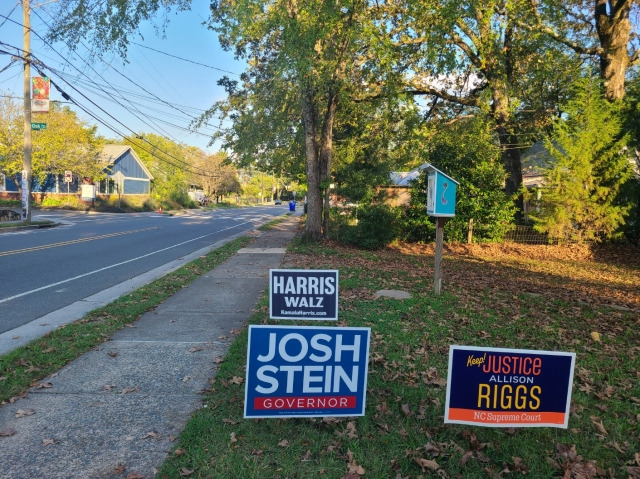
xmin=30 ymin=8 xmax=199 ymax=147
xmin=1 ymin=45 xmax=224 ymax=177
xmin=0 ymin=13 xmax=227 ymax=175
xmin=129 ymin=41 xmax=240 ymax=77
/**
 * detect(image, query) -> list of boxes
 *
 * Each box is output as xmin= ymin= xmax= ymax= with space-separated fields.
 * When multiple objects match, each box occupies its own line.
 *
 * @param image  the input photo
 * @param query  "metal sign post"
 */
xmin=64 ymin=171 xmax=72 ymax=204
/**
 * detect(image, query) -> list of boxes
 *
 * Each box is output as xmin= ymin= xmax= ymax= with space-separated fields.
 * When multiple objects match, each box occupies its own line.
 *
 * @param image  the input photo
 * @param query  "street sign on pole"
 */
xmin=30 ymin=122 xmax=46 ymax=130
xmin=64 ymin=171 xmax=72 ymax=183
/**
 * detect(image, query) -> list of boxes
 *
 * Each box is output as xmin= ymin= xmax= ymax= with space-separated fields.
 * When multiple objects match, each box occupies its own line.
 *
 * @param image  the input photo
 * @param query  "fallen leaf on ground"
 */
xmin=346 ymin=448 xmax=366 ymax=476
xmin=590 ymin=332 xmax=601 ymax=342
xmin=42 ymin=438 xmax=57 ymax=447
xmin=15 ymin=408 xmax=35 ymax=418
xmin=0 ymin=428 xmax=17 ymax=437
xmin=230 ymin=432 xmax=238 ymax=443
xmin=590 ymin=416 xmax=608 ymax=435
xmin=179 ymin=468 xmax=194 ymax=477
xmin=121 ymin=387 xmax=140 ymax=394
xmin=460 ymin=451 xmax=474 ymax=465
xmin=125 ymin=472 xmax=145 ymax=479
xmin=278 ymin=439 xmax=290 ymax=447
xmin=230 ymin=376 xmax=243 ymax=385
xmin=414 ymin=457 xmax=440 ymax=472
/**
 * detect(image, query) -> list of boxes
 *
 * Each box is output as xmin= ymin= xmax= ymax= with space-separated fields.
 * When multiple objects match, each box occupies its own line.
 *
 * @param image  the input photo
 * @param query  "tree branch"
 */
xmin=404 ymin=83 xmax=479 ymax=107
xmin=516 ymin=19 xmax=602 ymax=56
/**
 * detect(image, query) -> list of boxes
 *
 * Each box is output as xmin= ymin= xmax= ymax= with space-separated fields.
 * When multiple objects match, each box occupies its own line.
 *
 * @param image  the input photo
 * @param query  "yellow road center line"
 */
xmin=0 ymin=227 xmax=160 ymax=257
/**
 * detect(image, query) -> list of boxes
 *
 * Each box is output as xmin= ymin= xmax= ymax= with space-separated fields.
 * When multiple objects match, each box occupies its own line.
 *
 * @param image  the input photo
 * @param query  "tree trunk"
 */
xmin=595 ymin=0 xmax=632 ymax=101
xmin=492 ymin=85 xmax=524 ymax=221
xmin=319 ymin=89 xmax=338 ymax=238
xmin=301 ymin=83 xmax=323 ymax=242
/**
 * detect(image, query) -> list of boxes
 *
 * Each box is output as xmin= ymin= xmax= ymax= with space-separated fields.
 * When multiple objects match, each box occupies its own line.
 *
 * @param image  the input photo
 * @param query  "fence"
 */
xmin=469 ymin=220 xmax=589 ymax=246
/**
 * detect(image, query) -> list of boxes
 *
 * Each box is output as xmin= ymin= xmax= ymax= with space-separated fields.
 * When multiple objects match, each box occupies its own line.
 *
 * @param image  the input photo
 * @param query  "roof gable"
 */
xmin=98 ymin=145 xmax=154 ymax=180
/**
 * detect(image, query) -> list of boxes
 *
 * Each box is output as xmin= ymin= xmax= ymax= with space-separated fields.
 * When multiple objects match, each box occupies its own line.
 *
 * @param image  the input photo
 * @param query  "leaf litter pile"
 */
xmin=160 ymin=240 xmax=640 ymax=479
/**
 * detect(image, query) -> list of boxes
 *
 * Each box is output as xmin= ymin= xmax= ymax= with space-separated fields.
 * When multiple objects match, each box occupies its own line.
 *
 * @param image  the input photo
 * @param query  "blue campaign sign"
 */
xmin=270 ymin=269 xmax=339 ymax=320
xmin=445 ymin=345 xmax=576 ymax=428
xmin=244 ymin=325 xmax=371 ymax=418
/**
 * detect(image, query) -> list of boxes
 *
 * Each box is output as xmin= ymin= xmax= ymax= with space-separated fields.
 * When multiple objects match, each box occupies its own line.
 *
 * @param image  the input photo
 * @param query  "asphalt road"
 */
xmin=0 ymin=206 xmax=288 ymax=335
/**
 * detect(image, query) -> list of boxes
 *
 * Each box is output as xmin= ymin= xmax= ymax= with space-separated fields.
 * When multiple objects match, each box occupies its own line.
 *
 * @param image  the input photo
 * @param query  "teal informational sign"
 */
xmin=425 ymin=165 xmax=458 ymax=217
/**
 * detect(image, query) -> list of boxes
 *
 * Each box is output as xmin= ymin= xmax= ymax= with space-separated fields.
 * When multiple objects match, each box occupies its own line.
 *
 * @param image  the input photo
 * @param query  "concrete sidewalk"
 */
xmin=0 ymin=212 xmax=302 ymax=478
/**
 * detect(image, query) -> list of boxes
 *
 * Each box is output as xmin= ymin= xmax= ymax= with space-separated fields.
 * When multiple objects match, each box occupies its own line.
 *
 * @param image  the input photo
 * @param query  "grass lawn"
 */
xmin=158 ymin=239 xmax=640 ymax=479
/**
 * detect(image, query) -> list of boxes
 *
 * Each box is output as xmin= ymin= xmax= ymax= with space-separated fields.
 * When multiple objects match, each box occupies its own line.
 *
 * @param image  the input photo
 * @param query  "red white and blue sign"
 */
xmin=270 ymin=269 xmax=339 ymax=320
xmin=445 ymin=345 xmax=576 ymax=428
xmin=244 ymin=325 xmax=371 ymax=418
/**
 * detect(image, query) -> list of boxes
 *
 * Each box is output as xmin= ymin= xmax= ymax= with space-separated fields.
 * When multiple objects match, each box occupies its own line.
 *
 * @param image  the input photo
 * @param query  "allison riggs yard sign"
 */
xmin=244 ymin=325 xmax=370 ymax=418
xmin=445 ymin=345 xmax=576 ymax=428
xmin=270 ymin=269 xmax=338 ymax=320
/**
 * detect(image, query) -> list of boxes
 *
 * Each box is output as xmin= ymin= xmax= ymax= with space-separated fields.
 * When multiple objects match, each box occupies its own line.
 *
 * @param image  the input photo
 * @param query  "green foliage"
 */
xmin=125 ymin=134 xmax=191 ymax=207
xmin=331 ymin=204 xmax=399 ymax=250
xmin=46 ymin=0 xmax=190 ymax=58
xmin=40 ymin=195 xmax=84 ymax=209
xmin=0 ymin=100 xmax=103 ymax=184
xmin=620 ymin=75 xmax=640 ymax=244
xmin=531 ymin=77 xmax=633 ymax=243
xmin=0 ymin=199 xmax=21 ymax=207
xmin=399 ymin=119 xmax=516 ymax=243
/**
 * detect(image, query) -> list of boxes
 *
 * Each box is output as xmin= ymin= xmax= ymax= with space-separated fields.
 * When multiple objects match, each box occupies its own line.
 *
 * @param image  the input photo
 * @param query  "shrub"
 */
xmin=333 ymin=204 xmax=399 ymax=250
xmin=39 ymin=195 xmax=86 ymax=209
xmin=397 ymin=118 xmax=515 ymax=243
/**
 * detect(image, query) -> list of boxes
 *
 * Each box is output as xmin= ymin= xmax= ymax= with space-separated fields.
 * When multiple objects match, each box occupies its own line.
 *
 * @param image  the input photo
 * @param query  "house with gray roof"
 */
xmin=96 ymin=145 xmax=154 ymax=195
xmin=1 ymin=144 xmax=153 ymax=199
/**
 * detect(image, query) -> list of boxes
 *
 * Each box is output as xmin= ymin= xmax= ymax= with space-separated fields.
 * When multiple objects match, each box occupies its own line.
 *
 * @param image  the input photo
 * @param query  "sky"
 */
xmin=0 ymin=0 xmax=244 ymax=154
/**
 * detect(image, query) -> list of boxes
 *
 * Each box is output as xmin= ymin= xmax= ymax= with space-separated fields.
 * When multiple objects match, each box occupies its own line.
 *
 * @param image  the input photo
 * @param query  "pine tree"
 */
xmin=532 ymin=77 xmax=633 ymax=242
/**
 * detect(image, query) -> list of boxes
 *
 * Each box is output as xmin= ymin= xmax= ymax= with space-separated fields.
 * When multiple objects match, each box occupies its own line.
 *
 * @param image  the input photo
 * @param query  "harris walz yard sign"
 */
xmin=270 ymin=269 xmax=338 ymax=320
xmin=244 ymin=325 xmax=370 ymax=418
xmin=445 ymin=345 xmax=576 ymax=428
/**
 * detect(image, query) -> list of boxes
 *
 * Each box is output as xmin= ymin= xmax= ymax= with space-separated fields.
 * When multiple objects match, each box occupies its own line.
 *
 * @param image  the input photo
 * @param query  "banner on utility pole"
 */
xmin=32 ymin=77 xmax=50 ymax=113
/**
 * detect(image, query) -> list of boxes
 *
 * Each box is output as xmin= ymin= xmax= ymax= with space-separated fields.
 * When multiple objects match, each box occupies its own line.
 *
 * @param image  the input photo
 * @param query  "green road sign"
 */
xmin=31 ymin=122 xmax=47 ymax=130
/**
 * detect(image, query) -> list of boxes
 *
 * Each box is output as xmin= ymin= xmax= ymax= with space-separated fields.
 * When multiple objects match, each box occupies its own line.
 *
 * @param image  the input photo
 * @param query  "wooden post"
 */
xmin=434 ymin=217 xmax=447 ymax=295
xmin=22 ymin=0 xmax=32 ymax=223
xmin=467 ymin=218 xmax=473 ymax=244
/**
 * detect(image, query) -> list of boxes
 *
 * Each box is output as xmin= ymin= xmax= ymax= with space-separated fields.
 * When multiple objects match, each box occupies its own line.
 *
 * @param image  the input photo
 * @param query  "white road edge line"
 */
xmin=0 ymin=221 xmax=253 ymax=305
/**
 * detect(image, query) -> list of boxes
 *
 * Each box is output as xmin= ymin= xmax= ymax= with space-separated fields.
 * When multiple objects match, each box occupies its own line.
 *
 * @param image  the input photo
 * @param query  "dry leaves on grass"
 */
xmin=550 ymin=443 xmax=606 ymax=479
xmin=344 ymin=448 xmax=366 ymax=478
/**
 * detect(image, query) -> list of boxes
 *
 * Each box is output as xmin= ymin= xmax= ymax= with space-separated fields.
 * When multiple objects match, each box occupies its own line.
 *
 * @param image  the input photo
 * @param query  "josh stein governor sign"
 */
xmin=244 ymin=325 xmax=371 ymax=418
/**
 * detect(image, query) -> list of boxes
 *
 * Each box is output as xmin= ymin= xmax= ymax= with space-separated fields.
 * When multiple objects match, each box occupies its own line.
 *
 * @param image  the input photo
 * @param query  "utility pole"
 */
xmin=22 ymin=0 xmax=32 ymax=223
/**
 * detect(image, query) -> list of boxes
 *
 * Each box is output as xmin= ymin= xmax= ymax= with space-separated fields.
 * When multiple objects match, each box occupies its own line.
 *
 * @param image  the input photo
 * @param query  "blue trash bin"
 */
xmin=289 ymin=201 xmax=296 ymax=212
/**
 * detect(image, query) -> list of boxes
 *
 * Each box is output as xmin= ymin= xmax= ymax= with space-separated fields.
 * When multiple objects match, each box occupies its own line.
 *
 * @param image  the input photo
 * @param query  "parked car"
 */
xmin=274 ymin=199 xmax=282 ymax=205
